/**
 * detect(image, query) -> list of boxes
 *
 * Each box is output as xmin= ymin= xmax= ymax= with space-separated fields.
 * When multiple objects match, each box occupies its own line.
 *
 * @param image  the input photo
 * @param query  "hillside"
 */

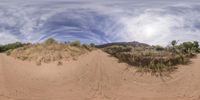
xmin=0 ymin=50 xmax=200 ymax=100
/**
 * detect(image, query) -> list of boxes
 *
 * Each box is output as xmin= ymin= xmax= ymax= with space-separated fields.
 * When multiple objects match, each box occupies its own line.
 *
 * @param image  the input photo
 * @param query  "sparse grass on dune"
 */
xmin=103 ymin=41 xmax=199 ymax=74
xmin=9 ymin=38 xmax=95 ymax=65
xmin=3 ymin=38 xmax=199 ymax=75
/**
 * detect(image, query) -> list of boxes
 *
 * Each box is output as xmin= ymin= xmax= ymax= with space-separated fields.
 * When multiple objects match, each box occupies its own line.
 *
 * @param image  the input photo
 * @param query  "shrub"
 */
xmin=177 ymin=41 xmax=200 ymax=54
xmin=70 ymin=41 xmax=81 ymax=47
xmin=0 ymin=42 xmax=26 ymax=53
xmin=44 ymin=38 xmax=58 ymax=45
xmin=192 ymin=41 xmax=199 ymax=53
xmin=82 ymin=44 xmax=92 ymax=51
xmin=193 ymin=41 xmax=199 ymax=48
xmin=103 ymin=43 xmax=193 ymax=74
xmin=90 ymin=43 xmax=95 ymax=47
xmin=104 ymin=45 xmax=132 ymax=55
xmin=183 ymin=42 xmax=193 ymax=52
xmin=154 ymin=45 xmax=165 ymax=51
xmin=171 ymin=40 xmax=178 ymax=47
xmin=57 ymin=61 xmax=63 ymax=66
xmin=6 ymin=50 xmax=12 ymax=55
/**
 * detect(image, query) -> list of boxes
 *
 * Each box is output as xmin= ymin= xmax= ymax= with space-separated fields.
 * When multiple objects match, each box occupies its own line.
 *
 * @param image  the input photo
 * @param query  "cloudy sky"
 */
xmin=0 ymin=0 xmax=200 ymax=45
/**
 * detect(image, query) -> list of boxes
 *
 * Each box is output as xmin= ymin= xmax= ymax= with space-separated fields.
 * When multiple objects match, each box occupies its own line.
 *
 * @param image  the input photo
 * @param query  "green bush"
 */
xmin=177 ymin=41 xmax=199 ymax=54
xmin=0 ymin=42 xmax=26 ymax=53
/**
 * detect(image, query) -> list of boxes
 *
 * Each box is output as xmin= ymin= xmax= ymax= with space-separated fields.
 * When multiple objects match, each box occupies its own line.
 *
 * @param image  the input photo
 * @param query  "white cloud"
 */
xmin=0 ymin=0 xmax=200 ymax=45
xmin=0 ymin=31 xmax=19 ymax=44
xmin=114 ymin=6 xmax=200 ymax=46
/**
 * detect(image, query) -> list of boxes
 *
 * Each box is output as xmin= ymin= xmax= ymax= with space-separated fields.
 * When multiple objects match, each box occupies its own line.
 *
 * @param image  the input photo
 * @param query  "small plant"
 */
xmin=57 ymin=61 xmax=63 ymax=66
xmin=6 ymin=50 xmax=12 ymax=55
xmin=36 ymin=61 xmax=42 ymax=66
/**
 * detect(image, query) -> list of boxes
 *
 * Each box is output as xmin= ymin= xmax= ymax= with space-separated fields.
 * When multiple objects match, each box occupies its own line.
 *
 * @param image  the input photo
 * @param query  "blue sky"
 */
xmin=0 ymin=0 xmax=200 ymax=45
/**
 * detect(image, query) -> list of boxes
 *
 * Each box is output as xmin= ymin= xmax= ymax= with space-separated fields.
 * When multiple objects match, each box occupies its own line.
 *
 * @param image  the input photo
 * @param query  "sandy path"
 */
xmin=0 ymin=50 xmax=200 ymax=100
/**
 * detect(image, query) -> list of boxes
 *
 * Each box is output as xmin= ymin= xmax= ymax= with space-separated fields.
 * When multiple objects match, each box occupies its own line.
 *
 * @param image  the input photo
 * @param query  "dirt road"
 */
xmin=0 ymin=50 xmax=200 ymax=100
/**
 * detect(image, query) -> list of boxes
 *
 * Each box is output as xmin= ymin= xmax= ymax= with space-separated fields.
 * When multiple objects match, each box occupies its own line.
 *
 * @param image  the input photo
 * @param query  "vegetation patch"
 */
xmin=8 ymin=38 xmax=95 ymax=65
xmin=103 ymin=40 xmax=199 ymax=74
xmin=0 ymin=42 xmax=28 ymax=53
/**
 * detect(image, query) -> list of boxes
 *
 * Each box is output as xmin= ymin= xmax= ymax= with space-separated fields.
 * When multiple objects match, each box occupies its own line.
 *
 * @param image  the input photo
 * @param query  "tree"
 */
xmin=182 ymin=42 xmax=194 ymax=53
xmin=171 ymin=40 xmax=178 ymax=47
xmin=193 ymin=41 xmax=199 ymax=48
xmin=171 ymin=40 xmax=178 ymax=53
xmin=192 ymin=41 xmax=199 ymax=53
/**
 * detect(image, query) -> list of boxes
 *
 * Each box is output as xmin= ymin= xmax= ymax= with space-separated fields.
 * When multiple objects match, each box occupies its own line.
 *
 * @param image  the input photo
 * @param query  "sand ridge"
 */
xmin=0 ymin=50 xmax=200 ymax=100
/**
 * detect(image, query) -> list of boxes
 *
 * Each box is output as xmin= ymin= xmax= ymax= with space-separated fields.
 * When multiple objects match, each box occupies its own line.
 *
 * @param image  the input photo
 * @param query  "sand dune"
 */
xmin=0 ymin=50 xmax=200 ymax=100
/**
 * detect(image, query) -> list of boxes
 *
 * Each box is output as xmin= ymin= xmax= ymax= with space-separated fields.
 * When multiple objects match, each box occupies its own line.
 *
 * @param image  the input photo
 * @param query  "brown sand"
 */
xmin=0 ymin=50 xmax=200 ymax=100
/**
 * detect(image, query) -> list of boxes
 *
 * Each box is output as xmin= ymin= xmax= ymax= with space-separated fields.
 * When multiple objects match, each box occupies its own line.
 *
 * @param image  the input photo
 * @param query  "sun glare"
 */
xmin=143 ymin=25 xmax=157 ymax=37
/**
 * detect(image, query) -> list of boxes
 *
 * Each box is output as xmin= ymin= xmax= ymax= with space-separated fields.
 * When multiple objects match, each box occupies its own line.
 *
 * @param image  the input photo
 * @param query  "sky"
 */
xmin=0 ymin=0 xmax=200 ymax=46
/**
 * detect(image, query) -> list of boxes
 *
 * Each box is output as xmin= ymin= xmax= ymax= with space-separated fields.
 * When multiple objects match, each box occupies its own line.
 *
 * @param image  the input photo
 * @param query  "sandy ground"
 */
xmin=0 ymin=50 xmax=200 ymax=100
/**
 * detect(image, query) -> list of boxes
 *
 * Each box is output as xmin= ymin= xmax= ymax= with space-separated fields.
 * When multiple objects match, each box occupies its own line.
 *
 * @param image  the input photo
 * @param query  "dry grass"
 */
xmin=9 ymin=39 xmax=95 ymax=65
xmin=103 ymin=45 xmax=196 ymax=74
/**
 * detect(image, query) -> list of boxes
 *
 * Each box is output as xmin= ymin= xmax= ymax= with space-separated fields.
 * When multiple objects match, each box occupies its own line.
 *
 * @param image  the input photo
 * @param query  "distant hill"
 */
xmin=96 ymin=41 xmax=150 ymax=48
